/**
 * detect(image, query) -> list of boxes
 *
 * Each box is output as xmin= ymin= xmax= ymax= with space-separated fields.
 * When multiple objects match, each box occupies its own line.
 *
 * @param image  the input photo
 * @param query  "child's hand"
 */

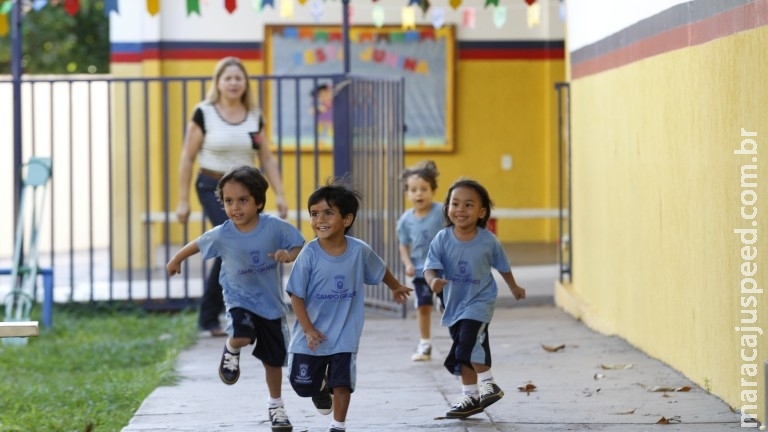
xmin=404 ymin=264 xmax=415 ymax=277
xmin=390 ymin=284 xmax=412 ymax=304
xmin=166 ymin=261 xmax=181 ymax=277
xmin=304 ymin=328 xmax=327 ymax=352
xmin=269 ymin=249 xmax=293 ymax=263
xmin=429 ymin=278 xmax=447 ymax=294
xmin=511 ymin=284 xmax=526 ymax=300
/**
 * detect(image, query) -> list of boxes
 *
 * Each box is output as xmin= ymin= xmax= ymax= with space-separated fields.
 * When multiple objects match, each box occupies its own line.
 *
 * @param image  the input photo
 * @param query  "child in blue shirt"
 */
xmin=167 ymin=165 xmax=304 ymax=432
xmin=396 ymin=160 xmax=445 ymax=361
xmin=424 ymin=178 xmax=526 ymax=419
xmin=286 ymin=178 xmax=411 ymax=432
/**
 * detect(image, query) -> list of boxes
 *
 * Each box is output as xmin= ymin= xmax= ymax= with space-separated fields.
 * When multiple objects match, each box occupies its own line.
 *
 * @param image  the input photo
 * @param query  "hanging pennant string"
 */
xmin=64 ymin=0 xmax=80 ymax=16
xmin=32 ymin=0 xmax=48 ymax=12
xmin=0 ymin=1 xmax=13 ymax=15
xmin=187 ymin=0 xmax=201 ymax=15
xmin=103 ymin=0 xmax=119 ymax=15
xmin=225 ymin=0 xmax=237 ymax=14
xmin=146 ymin=0 xmax=159 ymax=16
xmin=0 ymin=11 xmax=7 ymax=37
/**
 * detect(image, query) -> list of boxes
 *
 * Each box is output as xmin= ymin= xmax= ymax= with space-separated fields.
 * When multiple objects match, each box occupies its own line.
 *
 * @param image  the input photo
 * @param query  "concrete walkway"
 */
xmin=123 ymin=278 xmax=743 ymax=431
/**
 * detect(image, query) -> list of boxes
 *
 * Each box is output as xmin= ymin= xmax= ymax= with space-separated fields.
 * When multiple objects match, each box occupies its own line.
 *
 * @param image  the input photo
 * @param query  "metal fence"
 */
xmin=0 ymin=73 xmax=406 ymax=322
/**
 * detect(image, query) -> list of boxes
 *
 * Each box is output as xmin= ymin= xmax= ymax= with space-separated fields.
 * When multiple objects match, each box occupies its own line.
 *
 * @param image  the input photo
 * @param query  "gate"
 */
xmin=0 ymin=73 xmax=406 ymax=319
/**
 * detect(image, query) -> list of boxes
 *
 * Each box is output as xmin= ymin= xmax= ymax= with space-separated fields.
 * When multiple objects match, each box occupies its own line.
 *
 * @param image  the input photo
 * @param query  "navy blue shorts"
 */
xmin=444 ymin=319 xmax=492 ymax=376
xmin=287 ymin=352 xmax=356 ymax=397
xmin=227 ymin=307 xmax=289 ymax=368
xmin=412 ymin=277 xmax=444 ymax=308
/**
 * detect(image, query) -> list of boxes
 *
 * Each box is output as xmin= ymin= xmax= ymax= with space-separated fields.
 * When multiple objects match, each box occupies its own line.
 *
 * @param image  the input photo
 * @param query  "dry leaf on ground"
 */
xmin=614 ymin=408 xmax=637 ymax=415
xmin=599 ymin=363 xmax=634 ymax=370
xmin=518 ymin=383 xmax=537 ymax=395
xmin=541 ymin=343 xmax=566 ymax=352
xmin=656 ymin=415 xmax=682 ymax=424
xmin=649 ymin=386 xmax=692 ymax=392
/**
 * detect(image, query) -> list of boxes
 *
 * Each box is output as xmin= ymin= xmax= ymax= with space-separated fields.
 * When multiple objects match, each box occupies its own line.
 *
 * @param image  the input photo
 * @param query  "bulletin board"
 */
xmin=264 ymin=25 xmax=456 ymax=152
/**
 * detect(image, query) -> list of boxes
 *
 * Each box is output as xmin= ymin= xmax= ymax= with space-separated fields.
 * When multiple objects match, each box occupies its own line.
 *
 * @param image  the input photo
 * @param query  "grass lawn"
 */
xmin=0 ymin=303 xmax=198 ymax=432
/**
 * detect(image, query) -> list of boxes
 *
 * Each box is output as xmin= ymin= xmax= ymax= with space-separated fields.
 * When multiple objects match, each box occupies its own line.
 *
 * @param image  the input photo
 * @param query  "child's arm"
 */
xmin=398 ymin=244 xmax=415 ymax=277
xmin=381 ymin=268 xmax=412 ymax=304
xmin=268 ymin=245 xmax=303 ymax=263
xmin=424 ymin=269 xmax=447 ymax=294
xmin=166 ymin=241 xmax=201 ymax=276
xmin=499 ymin=271 xmax=526 ymax=300
xmin=290 ymin=295 xmax=327 ymax=352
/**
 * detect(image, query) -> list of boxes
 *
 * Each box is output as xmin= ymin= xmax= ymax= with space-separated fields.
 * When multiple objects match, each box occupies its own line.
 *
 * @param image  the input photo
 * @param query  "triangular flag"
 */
xmin=408 ymin=0 xmax=419 ymax=5
xmin=0 ymin=13 xmax=7 ymax=36
xmin=0 ymin=1 xmax=13 ymax=14
xmin=431 ymin=6 xmax=444 ymax=29
xmin=485 ymin=0 xmax=499 ymax=7
xmin=187 ymin=0 xmax=201 ymax=15
xmin=225 ymin=0 xmax=237 ymax=14
xmin=527 ymin=2 xmax=541 ymax=27
xmin=104 ymin=0 xmax=118 ymax=15
xmin=401 ymin=6 xmax=415 ymax=30
xmin=524 ymin=0 xmax=536 ymax=4
xmin=462 ymin=7 xmax=475 ymax=28
xmin=418 ymin=0 xmax=430 ymax=15
xmin=372 ymin=4 xmax=385 ymax=28
xmin=32 ymin=0 xmax=48 ymax=11
xmin=252 ymin=0 xmax=262 ymax=11
xmin=262 ymin=0 xmax=274 ymax=9
xmin=492 ymin=5 xmax=506 ymax=28
xmin=64 ymin=0 xmax=80 ymax=16
xmin=449 ymin=0 xmax=461 ymax=9
xmin=297 ymin=0 xmax=307 ymax=4
xmin=280 ymin=0 xmax=294 ymax=17
xmin=309 ymin=0 xmax=323 ymax=21
xmin=146 ymin=0 xmax=159 ymax=16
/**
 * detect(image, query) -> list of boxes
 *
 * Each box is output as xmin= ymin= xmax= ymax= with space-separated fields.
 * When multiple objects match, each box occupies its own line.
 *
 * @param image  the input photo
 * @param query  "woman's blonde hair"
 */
xmin=206 ymin=56 xmax=257 ymax=112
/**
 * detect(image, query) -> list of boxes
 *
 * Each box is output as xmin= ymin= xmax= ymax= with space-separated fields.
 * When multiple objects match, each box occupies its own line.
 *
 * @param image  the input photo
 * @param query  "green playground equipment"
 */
xmin=3 ymin=157 xmax=53 ymax=346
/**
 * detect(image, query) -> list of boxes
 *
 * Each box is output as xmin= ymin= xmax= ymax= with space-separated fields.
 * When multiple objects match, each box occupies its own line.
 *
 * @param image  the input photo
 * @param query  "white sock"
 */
xmin=478 ymin=370 xmax=494 ymax=383
xmin=225 ymin=340 xmax=240 ymax=353
xmin=419 ymin=338 xmax=431 ymax=345
xmin=268 ymin=397 xmax=284 ymax=409
xmin=330 ymin=420 xmax=346 ymax=430
xmin=462 ymin=384 xmax=479 ymax=399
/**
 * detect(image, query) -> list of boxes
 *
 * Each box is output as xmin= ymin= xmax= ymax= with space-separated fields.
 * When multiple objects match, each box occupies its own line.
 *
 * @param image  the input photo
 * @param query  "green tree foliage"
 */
xmin=0 ymin=0 xmax=109 ymax=74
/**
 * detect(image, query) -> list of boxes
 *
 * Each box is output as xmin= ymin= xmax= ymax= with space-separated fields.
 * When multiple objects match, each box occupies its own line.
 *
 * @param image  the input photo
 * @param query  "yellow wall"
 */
xmin=557 ymin=26 xmax=768 ymax=422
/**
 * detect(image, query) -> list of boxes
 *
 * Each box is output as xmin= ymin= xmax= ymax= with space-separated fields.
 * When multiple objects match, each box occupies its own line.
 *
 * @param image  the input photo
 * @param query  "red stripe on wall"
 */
xmin=460 ymin=48 xmax=564 ymax=60
xmin=572 ymin=0 xmax=768 ymax=79
xmin=111 ymin=49 xmax=263 ymax=63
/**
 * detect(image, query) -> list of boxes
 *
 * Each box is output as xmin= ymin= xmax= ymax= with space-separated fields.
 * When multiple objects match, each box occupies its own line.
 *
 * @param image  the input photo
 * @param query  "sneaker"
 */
xmin=411 ymin=343 xmax=432 ymax=361
xmin=329 ymin=428 xmax=345 ymax=432
xmin=268 ymin=406 xmax=293 ymax=432
xmin=445 ymin=394 xmax=483 ymax=418
xmin=479 ymin=381 xmax=504 ymax=408
xmin=312 ymin=381 xmax=333 ymax=415
xmin=218 ymin=345 xmax=240 ymax=385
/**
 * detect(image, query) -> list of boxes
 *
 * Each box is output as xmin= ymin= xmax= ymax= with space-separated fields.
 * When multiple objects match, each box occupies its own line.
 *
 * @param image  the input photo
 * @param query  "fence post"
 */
xmin=11 ymin=1 xmax=23 ymax=252
xmin=333 ymin=76 xmax=352 ymax=178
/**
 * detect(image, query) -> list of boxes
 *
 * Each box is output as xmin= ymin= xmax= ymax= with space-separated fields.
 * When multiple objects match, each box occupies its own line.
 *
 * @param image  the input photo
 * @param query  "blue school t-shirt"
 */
xmin=286 ymin=237 xmax=386 ymax=355
xmin=197 ymin=214 xmax=305 ymax=320
xmin=396 ymin=202 xmax=444 ymax=276
xmin=423 ymin=227 xmax=510 ymax=327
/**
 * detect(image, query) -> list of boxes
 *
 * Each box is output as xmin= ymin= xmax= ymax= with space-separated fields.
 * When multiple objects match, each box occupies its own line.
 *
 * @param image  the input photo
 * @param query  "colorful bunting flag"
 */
xmin=32 ymin=0 xmax=48 ymax=12
xmin=309 ymin=0 xmax=323 ymax=21
xmin=372 ymin=4 xmax=384 ymax=28
xmin=251 ymin=0 xmax=262 ymax=11
xmin=527 ymin=2 xmax=541 ymax=27
xmin=262 ymin=0 xmax=274 ymax=9
xmin=462 ymin=7 xmax=475 ymax=28
xmin=225 ymin=0 xmax=237 ymax=14
xmin=449 ymin=0 xmax=461 ymax=9
xmin=485 ymin=0 xmax=499 ymax=7
xmin=524 ymin=0 xmax=536 ymax=4
xmin=401 ymin=6 xmax=416 ymax=30
xmin=187 ymin=0 xmax=201 ymax=15
xmin=0 ymin=1 xmax=13 ymax=15
xmin=297 ymin=0 xmax=307 ymax=4
xmin=64 ymin=0 xmax=80 ymax=16
xmin=146 ymin=0 xmax=159 ymax=16
xmin=280 ymin=0 xmax=294 ymax=17
xmin=431 ymin=6 xmax=445 ymax=29
xmin=408 ymin=0 xmax=419 ymax=5
xmin=417 ymin=0 xmax=430 ymax=15
xmin=492 ymin=5 xmax=506 ymax=28
xmin=0 ymin=12 xmax=7 ymax=36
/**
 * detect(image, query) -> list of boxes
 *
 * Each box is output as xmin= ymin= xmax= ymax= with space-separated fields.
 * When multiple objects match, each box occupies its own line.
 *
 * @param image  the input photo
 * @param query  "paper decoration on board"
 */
xmin=401 ymin=6 xmax=415 ymax=30
xmin=187 ymin=0 xmax=201 ymax=15
xmin=524 ymin=0 xmax=536 ymax=4
xmin=0 ymin=1 xmax=13 ymax=14
xmin=225 ymin=0 xmax=237 ymax=14
xmin=372 ymin=4 xmax=385 ymax=27
xmin=462 ymin=7 xmax=476 ymax=28
xmin=492 ymin=5 xmax=506 ymax=28
xmin=417 ymin=0 xmax=430 ymax=15
xmin=33 ymin=0 xmax=48 ymax=11
xmin=298 ymin=0 xmax=307 ymax=4
xmin=252 ymin=0 xmax=262 ymax=11
xmin=527 ymin=1 xmax=540 ymax=27
xmin=485 ymin=0 xmax=499 ymax=7
xmin=431 ymin=6 xmax=445 ymax=29
xmin=146 ymin=0 xmax=160 ymax=16
xmin=309 ymin=0 xmax=323 ymax=21
xmin=280 ymin=0 xmax=294 ymax=17
xmin=64 ymin=0 xmax=80 ymax=16
xmin=0 ymin=13 xmax=7 ymax=36
xmin=262 ymin=0 xmax=274 ymax=9
xmin=449 ymin=0 xmax=461 ymax=9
